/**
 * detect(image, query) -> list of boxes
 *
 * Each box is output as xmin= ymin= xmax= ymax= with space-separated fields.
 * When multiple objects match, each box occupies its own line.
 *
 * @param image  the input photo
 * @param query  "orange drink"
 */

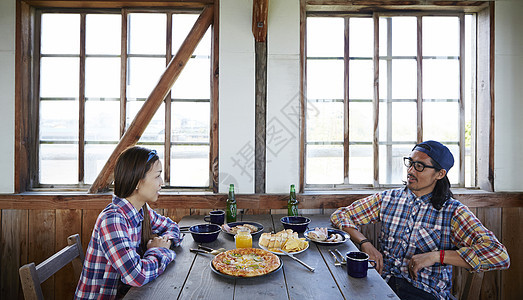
xmin=235 ymin=230 xmax=252 ymax=248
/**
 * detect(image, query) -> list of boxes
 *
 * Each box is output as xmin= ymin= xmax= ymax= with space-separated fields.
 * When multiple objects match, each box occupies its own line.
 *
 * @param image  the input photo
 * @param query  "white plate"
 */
xmin=304 ymin=228 xmax=349 ymax=245
xmin=259 ymin=243 xmax=309 ymax=255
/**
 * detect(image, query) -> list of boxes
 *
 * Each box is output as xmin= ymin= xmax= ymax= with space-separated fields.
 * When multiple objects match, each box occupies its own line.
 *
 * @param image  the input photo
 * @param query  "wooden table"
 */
xmin=124 ymin=214 xmax=399 ymax=300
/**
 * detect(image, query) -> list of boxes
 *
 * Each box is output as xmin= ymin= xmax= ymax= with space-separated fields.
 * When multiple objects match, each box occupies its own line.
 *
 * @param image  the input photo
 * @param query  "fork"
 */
xmin=334 ymin=249 xmax=346 ymax=265
xmin=328 ymin=250 xmax=341 ymax=266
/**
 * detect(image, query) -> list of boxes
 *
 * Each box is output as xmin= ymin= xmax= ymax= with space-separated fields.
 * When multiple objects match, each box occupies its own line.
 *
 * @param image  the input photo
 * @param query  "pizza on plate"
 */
xmin=212 ymin=248 xmax=281 ymax=277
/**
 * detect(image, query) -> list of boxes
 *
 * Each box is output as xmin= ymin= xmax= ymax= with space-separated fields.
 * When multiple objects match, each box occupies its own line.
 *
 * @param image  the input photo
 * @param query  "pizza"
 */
xmin=212 ymin=248 xmax=281 ymax=277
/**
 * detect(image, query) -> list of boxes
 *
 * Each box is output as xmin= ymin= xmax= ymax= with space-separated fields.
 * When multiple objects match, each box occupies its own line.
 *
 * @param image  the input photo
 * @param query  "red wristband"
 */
xmin=440 ymin=250 xmax=445 ymax=265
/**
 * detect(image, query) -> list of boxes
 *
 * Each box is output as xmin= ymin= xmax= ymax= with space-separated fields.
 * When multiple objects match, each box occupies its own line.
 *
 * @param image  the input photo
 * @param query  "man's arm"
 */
xmin=343 ymin=226 xmax=384 ymax=274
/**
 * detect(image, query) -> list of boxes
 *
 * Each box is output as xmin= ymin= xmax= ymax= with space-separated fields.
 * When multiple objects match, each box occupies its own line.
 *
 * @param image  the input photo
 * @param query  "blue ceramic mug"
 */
xmin=346 ymin=251 xmax=376 ymax=278
xmin=204 ymin=210 xmax=225 ymax=225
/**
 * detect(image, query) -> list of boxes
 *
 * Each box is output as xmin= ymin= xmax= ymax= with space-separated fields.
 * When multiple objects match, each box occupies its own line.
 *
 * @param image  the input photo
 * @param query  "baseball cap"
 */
xmin=412 ymin=140 xmax=454 ymax=172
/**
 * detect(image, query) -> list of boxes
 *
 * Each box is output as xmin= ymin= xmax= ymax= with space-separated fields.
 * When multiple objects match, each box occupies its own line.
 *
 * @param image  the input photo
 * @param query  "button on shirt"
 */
xmin=75 ymin=196 xmax=182 ymax=299
xmin=331 ymin=188 xmax=510 ymax=300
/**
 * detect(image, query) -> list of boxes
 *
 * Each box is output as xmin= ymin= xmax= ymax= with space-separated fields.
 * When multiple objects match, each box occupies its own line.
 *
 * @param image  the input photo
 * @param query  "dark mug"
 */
xmin=346 ymin=251 xmax=376 ymax=278
xmin=204 ymin=210 xmax=225 ymax=225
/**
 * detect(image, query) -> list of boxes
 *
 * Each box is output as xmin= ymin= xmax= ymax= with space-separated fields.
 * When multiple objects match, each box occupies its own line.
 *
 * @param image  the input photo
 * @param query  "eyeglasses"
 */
xmin=403 ymin=157 xmax=437 ymax=172
xmin=146 ymin=150 xmax=157 ymax=163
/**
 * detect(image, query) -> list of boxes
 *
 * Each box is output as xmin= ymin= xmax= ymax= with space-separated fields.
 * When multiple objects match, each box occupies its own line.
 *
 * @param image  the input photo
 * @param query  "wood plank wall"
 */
xmin=1 ymin=201 xmax=521 ymax=299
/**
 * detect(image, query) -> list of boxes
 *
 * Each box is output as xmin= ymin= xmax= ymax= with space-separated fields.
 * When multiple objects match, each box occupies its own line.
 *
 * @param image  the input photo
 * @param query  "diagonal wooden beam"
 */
xmin=252 ymin=0 xmax=269 ymax=42
xmin=88 ymin=5 xmax=214 ymax=194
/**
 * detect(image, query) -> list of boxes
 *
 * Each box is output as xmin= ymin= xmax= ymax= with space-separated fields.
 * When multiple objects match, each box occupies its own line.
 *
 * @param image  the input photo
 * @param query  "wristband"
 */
xmin=358 ymin=239 xmax=370 ymax=247
xmin=440 ymin=250 xmax=445 ymax=265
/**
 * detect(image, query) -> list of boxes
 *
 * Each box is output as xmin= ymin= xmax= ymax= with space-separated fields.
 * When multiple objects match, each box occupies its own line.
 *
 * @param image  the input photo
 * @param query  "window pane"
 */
xmin=40 ymin=57 xmax=79 ymax=98
xmin=349 ymin=60 xmax=373 ymax=99
xmin=307 ymin=17 xmax=344 ymax=57
xmin=392 ymin=17 xmax=416 ymax=57
xmin=39 ymin=144 xmax=78 ymax=184
xmin=350 ymin=17 xmax=373 ymax=57
xmin=172 ymin=102 xmax=210 ymax=143
xmin=84 ymin=144 xmax=116 ymax=184
xmin=172 ymin=14 xmax=211 ymax=57
xmin=307 ymin=59 xmax=344 ymax=99
xmin=85 ymin=101 xmax=120 ymax=141
xmin=379 ymin=144 xmax=412 ymax=184
xmin=85 ymin=57 xmax=120 ymax=98
xmin=392 ymin=59 xmax=417 ymax=99
xmin=423 ymin=102 xmax=459 ymax=141
xmin=306 ymin=145 xmax=343 ymax=184
xmin=40 ymin=100 xmax=78 ymax=141
xmin=41 ymin=14 xmax=79 ymax=54
xmin=128 ymin=13 xmax=166 ymax=55
xmin=349 ymin=102 xmax=373 ymax=142
xmin=127 ymin=102 xmax=165 ymax=143
xmin=172 ymin=58 xmax=210 ymax=99
xmin=379 ymin=102 xmax=417 ymax=142
xmin=348 ymin=145 xmax=372 ymax=184
xmin=423 ymin=17 xmax=459 ymax=57
xmin=307 ymin=101 xmax=343 ymax=142
xmin=86 ymin=14 xmax=121 ymax=55
xmin=171 ymin=145 xmax=209 ymax=187
xmin=423 ymin=59 xmax=459 ymax=99
xmin=447 ymin=144 xmax=459 ymax=185
xmin=127 ymin=57 xmax=166 ymax=99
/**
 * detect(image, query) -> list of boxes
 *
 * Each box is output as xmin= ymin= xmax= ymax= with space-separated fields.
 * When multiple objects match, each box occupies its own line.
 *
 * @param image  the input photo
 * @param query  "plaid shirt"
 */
xmin=75 ymin=196 xmax=182 ymax=299
xmin=331 ymin=188 xmax=510 ymax=300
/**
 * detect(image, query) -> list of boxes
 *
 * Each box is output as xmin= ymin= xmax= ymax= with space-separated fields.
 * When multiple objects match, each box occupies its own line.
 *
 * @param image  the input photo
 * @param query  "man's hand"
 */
xmin=408 ymin=251 xmax=439 ymax=280
xmin=361 ymin=242 xmax=384 ymax=274
xmin=147 ymin=235 xmax=172 ymax=250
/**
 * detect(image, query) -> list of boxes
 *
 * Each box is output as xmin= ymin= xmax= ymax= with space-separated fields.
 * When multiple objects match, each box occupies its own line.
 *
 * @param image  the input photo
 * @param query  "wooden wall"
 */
xmin=1 ymin=193 xmax=521 ymax=299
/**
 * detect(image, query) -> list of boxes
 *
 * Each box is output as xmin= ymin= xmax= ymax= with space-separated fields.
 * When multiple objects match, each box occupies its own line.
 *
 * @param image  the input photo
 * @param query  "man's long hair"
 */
xmin=429 ymin=158 xmax=453 ymax=210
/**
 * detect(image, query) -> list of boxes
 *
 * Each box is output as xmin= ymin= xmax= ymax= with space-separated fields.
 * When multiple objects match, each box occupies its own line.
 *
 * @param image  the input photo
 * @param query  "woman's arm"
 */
xmin=147 ymin=204 xmax=183 ymax=246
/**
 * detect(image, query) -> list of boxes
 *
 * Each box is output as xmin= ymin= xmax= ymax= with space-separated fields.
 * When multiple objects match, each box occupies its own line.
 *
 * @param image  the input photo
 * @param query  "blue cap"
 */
xmin=412 ymin=140 xmax=454 ymax=172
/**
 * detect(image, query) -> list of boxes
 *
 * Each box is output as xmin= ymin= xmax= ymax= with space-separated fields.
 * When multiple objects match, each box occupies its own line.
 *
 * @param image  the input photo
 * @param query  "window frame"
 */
xmin=16 ymin=2 xmax=219 ymax=193
xmin=300 ymin=3 xmax=493 ymax=192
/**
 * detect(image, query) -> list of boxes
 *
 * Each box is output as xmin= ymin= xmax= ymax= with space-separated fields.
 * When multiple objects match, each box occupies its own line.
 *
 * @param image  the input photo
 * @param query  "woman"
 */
xmin=75 ymin=146 xmax=183 ymax=299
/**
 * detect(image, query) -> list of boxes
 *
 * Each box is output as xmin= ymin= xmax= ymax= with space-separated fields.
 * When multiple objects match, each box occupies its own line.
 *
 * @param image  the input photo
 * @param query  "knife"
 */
xmin=279 ymin=249 xmax=315 ymax=272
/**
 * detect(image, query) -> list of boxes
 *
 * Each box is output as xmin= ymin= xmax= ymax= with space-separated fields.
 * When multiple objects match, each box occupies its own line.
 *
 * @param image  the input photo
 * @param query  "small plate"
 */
xmin=221 ymin=221 xmax=264 ymax=236
xmin=209 ymin=257 xmax=283 ymax=279
xmin=304 ymin=228 xmax=349 ymax=245
xmin=259 ymin=243 xmax=309 ymax=255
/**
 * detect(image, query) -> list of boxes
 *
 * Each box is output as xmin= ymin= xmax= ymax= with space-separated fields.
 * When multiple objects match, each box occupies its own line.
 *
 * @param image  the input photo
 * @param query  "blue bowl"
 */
xmin=189 ymin=224 xmax=221 ymax=243
xmin=280 ymin=216 xmax=311 ymax=233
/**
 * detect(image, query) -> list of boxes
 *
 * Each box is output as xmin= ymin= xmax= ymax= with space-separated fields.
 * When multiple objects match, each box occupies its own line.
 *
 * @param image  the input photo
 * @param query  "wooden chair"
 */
xmin=19 ymin=234 xmax=85 ymax=300
xmin=461 ymin=271 xmax=485 ymax=300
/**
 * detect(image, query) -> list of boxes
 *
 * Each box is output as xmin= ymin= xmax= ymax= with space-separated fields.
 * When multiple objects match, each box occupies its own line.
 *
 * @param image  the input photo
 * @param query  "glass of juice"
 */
xmin=235 ymin=229 xmax=252 ymax=248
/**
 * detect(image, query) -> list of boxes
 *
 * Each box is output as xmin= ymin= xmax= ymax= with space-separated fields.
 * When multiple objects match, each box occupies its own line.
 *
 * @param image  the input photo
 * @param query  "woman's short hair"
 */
xmin=114 ymin=146 xmax=159 ymax=198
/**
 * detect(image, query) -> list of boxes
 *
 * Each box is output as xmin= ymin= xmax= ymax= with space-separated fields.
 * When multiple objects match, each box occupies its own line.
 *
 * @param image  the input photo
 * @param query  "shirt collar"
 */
xmin=112 ymin=195 xmax=144 ymax=224
xmin=404 ymin=187 xmax=433 ymax=204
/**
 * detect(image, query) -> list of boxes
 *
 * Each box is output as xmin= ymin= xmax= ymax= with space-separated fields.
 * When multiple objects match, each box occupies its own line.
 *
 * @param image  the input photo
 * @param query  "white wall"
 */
xmin=494 ymin=0 xmax=523 ymax=191
xmin=0 ymin=0 xmax=15 ymax=193
xmin=219 ymin=0 xmax=256 ymax=193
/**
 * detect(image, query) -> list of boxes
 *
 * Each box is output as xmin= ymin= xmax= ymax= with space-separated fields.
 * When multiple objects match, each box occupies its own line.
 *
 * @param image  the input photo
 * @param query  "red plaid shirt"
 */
xmin=75 ymin=196 xmax=182 ymax=299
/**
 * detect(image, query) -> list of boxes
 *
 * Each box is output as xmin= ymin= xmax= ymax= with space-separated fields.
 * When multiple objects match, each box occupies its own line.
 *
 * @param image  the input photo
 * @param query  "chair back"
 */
xmin=19 ymin=234 xmax=84 ymax=300
xmin=461 ymin=271 xmax=485 ymax=300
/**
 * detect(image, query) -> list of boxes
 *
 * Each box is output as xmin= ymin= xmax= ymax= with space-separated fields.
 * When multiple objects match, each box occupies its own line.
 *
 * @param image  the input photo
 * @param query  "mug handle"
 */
xmin=204 ymin=215 xmax=211 ymax=222
xmin=368 ymin=259 xmax=377 ymax=269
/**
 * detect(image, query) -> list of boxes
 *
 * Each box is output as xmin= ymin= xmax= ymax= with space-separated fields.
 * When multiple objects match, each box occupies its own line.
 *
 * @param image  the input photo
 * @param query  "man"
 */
xmin=331 ymin=140 xmax=510 ymax=300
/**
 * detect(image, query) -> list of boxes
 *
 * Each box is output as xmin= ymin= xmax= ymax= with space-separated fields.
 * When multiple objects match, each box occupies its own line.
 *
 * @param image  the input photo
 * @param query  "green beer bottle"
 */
xmin=226 ymin=184 xmax=237 ymax=222
xmin=288 ymin=184 xmax=298 ymax=216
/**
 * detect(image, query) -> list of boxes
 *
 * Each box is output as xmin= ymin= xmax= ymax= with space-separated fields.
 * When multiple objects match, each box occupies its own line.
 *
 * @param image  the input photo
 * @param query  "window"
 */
xmin=305 ymin=12 xmax=476 ymax=189
xmin=37 ymin=9 xmax=214 ymax=189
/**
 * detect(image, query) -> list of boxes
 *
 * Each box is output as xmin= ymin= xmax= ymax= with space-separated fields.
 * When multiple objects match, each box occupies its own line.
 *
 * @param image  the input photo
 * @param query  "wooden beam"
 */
xmin=252 ymin=0 xmax=269 ymax=42
xmin=254 ymin=41 xmax=267 ymax=193
xmin=88 ymin=5 xmax=214 ymax=193
xmin=2 ymin=191 xmax=522 ymax=210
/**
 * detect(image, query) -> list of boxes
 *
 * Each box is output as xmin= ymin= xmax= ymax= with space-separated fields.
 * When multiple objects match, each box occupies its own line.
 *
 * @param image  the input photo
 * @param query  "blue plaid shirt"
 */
xmin=331 ymin=188 xmax=509 ymax=300
xmin=75 ymin=196 xmax=182 ymax=299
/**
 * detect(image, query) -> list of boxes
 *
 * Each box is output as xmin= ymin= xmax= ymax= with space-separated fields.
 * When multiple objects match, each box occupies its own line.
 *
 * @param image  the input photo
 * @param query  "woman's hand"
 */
xmin=361 ymin=242 xmax=384 ymax=274
xmin=147 ymin=235 xmax=172 ymax=250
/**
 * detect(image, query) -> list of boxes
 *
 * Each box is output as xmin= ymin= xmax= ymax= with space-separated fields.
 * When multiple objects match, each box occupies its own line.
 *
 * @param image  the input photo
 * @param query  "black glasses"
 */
xmin=403 ymin=157 xmax=437 ymax=172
